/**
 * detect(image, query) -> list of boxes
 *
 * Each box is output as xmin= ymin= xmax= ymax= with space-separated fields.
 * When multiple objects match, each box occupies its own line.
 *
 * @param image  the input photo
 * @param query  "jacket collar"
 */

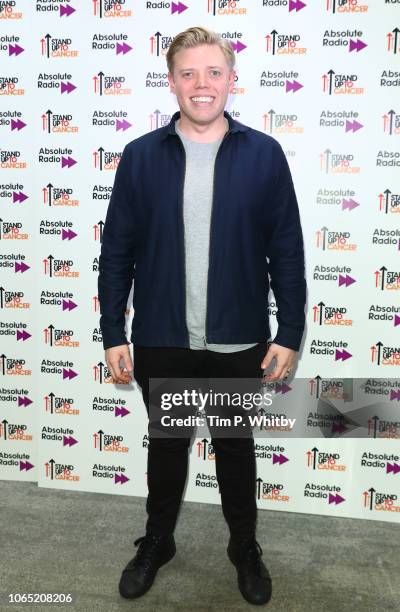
xmin=160 ymin=109 xmax=248 ymax=141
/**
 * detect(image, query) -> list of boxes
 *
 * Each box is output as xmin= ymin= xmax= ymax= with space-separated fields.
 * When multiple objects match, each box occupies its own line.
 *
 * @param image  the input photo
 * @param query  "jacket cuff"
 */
xmin=101 ymin=330 xmax=130 ymax=351
xmin=271 ymin=326 xmax=304 ymax=352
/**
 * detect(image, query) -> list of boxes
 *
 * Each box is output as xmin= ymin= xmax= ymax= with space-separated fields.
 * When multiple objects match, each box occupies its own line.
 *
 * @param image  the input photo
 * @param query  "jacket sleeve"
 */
xmin=97 ymin=144 xmax=135 ymax=350
xmin=266 ymin=141 xmax=307 ymax=352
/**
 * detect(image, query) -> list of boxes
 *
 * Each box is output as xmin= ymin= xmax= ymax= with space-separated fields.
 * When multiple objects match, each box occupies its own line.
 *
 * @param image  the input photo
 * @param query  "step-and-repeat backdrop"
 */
xmin=1 ymin=0 xmax=399 ymax=523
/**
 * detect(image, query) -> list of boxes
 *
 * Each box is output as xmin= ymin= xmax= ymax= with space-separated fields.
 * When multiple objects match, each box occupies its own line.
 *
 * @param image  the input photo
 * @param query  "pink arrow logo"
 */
xmin=9 ymin=44 xmax=24 ymax=56
xmin=63 ymin=368 xmax=78 ymax=380
xmin=387 ymin=462 xmax=400 ymax=474
xmin=15 ymin=261 xmax=30 ymax=273
xmin=115 ymin=406 xmax=130 ymax=417
xmin=342 ymin=198 xmax=359 ymax=211
xmin=171 ymin=1 xmax=187 ymax=13
xmin=332 ymin=421 xmax=348 ymax=434
xmin=272 ymin=453 xmax=289 ymax=465
xmin=60 ymin=4 xmax=75 ymax=17
xmin=20 ymin=460 xmax=34 ymax=471
xmin=394 ymin=314 xmax=400 ymax=327
xmin=11 ymin=119 xmax=26 ymax=131
xmin=289 ymin=0 xmax=306 ymax=11
xmin=13 ymin=191 xmax=28 ymax=203
xmin=116 ymin=119 xmax=132 ymax=131
xmin=16 ymin=330 xmax=31 ymax=341
xmin=390 ymin=389 xmax=400 ymax=401
xmin=335 ymin=349 xmax=352 ymax=361
xmin=345 ymin=120 xmax=363 ymax=133
xmin=115 ymin=473 xmax=129 ymax=484
xmin=18 ymin=395 xmax=32 ymax=407
xmin=286 ymin=79 xmax=303 ymax=93
xmin=60 ymin=81 xmax=76 ymax=94
xmin=230 ymin=40 xmax=247 ymax=53
xmin=349 ymin=38 xmax=367 ymax=52
xmin=62 ymin=299 xmax=77 ymax=311
xmin=63 ymin=435 xmax=78 ymax=447
xmin=61 ymin=156 xmax=77 ymax=168
xmin=116 ymin=42 xmax=132 ymax=55
xmin=62 ymin=229 xmax=77 ymax=240
xmin=275 ymin=382 xmax=291 ymax=394
xmin=338 ymin=274 xmax=356 ymax=287
xmin=328 ymin=493 xmax=345 ymax=505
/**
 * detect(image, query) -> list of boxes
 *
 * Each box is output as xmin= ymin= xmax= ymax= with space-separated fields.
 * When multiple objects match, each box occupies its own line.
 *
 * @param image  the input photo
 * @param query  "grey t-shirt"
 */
xmin=175 ymin=118 xmax=257 ymax=353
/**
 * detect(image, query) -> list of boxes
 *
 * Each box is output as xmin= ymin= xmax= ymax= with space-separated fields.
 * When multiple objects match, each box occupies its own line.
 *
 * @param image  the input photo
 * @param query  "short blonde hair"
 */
xmin=166 ymin=26 xmax=235 ymax=74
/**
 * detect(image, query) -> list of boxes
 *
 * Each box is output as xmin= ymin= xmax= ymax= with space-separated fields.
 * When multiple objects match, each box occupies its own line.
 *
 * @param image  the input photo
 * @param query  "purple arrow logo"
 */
xmin=272 ymin=452 xmax=289 ymax=465
xmin=329 ymin=493 xmax=345 ymax=505
xmin=61 ymin=156 xmax=77 ymax=168
xmin=60 ymin=4 xmax=75 ymax=17
xmin=63 ymin=435 xmax=78 ymax=447
xmin=20 ymin=460 xmax=34 ymax=471
xmin=115 ymin=473 xmax=129 ymax=484
xmin=349 ymin=38 xmax=367 ymax=53
xmin=289 ymin=0 xmax=306 ymax=11
xmin=16 ymin=330 xmax=31 ymax=341
xmin=11 ymin=119 xmax=26 ymax=131
xmin=342 ymin=198 xmax=359 ymax=211
xmin=394 ymin=314 xmax=400 ymax=327
xmin=387 ymin=462 xmax=400 ymax=474
xmin=275 ymin=382 xmax=291 ymax=394
xmin=335 ymin=349 xmax=352 ymax=361
xmin=230 ymin=40 xmax=247 ymax=53
xmin=116 ymin=119 xmax=132 ymax=132
xmin=15 ymin=261 xmax=30 ymax=273
xmin=338 ymin=274 xmax=356 ymax=287
xmin=286 ymin=79 xmax=303 ymax=93
xmin=115 ymin=406 xmax=130 ymax=417
xmin=62 ymin=228 xmax=77 ymax=241
xmin=332 ymin=421 xmax=348 ymax=434
xmin=13 ymin=191 xmax=28 ymax=203
xmin=9 ymin=44 xmax=24 ymax=56
xmin=171 ymin=1 xmax=187 ymax=13
xmin=60 ymin=81 xmax=76 ymax=94
xmin=345 ymin=119 xmax=363 ymax=133
xmin=116 ymin=42 xmax=132 ymax=55
xmin=62 ymin=299 xmax=77 ymax=311
xmin=390 ymin=389 xmax=400 ymax=401
xmin=63 ymin=368 xmax=78 ymax=380
xmin=18 ymin=395 xmax=32 ymax=407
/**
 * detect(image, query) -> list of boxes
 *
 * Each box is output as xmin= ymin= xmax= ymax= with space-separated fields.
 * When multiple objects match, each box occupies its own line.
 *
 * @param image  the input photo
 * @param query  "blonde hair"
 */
xmin=166 ymin=26 xmax=235 ymax=74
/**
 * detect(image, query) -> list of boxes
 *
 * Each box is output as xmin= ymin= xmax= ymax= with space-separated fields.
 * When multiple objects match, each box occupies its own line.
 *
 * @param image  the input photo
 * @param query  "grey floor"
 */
xmin=1 ymin=480 xmax=399 ymax=612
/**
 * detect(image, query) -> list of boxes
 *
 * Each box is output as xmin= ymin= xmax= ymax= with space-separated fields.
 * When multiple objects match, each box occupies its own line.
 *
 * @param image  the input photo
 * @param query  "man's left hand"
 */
xmin=261 ymin=343 xmax=297 ymax=381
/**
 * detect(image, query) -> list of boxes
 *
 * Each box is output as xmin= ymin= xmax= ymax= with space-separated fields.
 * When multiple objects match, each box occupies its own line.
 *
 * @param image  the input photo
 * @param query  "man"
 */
xmin=98 ymin=26 xmax=306 ymax=607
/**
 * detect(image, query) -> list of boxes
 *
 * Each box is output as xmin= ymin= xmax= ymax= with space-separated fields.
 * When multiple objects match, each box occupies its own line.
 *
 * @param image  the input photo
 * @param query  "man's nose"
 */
xmin=195 ymin=73 xmax=209 ymax=87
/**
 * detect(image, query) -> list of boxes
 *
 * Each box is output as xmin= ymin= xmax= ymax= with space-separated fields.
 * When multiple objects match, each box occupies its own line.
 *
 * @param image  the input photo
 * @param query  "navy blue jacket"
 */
xmin=98 ymin=110 xmax=307 ymax=352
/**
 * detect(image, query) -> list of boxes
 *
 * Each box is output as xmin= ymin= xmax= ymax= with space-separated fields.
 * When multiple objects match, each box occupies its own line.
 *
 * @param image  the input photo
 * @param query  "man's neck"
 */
xmin=176 ymin=113 xmax=229 ymax=143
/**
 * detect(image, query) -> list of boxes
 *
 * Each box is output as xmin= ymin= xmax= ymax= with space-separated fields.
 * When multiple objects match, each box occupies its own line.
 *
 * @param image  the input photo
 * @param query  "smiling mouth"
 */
xmin=190 ymin=96 xmax=215 ymax=105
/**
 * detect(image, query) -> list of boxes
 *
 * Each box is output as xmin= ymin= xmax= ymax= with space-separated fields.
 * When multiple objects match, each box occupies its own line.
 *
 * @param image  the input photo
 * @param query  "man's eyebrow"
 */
xmin=178 ymin=65 xmax=223 ymax=72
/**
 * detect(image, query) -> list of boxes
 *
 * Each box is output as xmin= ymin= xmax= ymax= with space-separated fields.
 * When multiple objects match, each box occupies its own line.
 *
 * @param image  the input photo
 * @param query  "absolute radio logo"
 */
xmin=0 ymin=253 xmax=29 ymax=272
xmin=0 ymin=387 xmax=32 ymax=408
xmin=371 ymin=228 xmax=400 ymax=249
xmin=0 ymin=355 xmax=31 ymax=377
xmin=315 ymin=227 xmax=357 ymax=251
xmin=221 ymin=31 xmax=246 ymax=54
xmin=146 ymin=1 xmax=188 ymax=14
xmin=93 ymin=430 xmax=129 ymax=453
xmin=35 ymin=0 xmax=75 ymax=15
xmin=319 ymin=110 xmax=363 ymax=133
xmin=322 ymin=70 xmax=364 ymax=96
xmin=265 ymin=29 xmax=307 ymax=55
xmin=387 ymin=27 xmax=400 ymax=54
xmin=0 ymin=149 xmax=27 ymax=168
xmin=381 ymin=69 xmax=400 ymax=87
xmin=93 ymin=396 xmax=130 ymax=416
xmin=43 ymin=325 xmax=79 ymax=348
xmin=92 ymin=463 xmax=129 ymax=484
xmin=41 ymin=110 xmax=78 ymax=134
xmin=39 ymin=220 xmax=77 ymax=241
xmin=43 ymin=184 xmax=79 ymax=207
xmin=374 ymin=267 xmax=400 ymax=290
xmin=312 ymin=302 xmax=353 ymax=326
xmin=149 ymin=32 xmax=173 ymax=57
xmin=146 ymin=71 xmax=169 ymax=88
xmin=368 ymin=305 xmax=400 ymax=326
xmin=361 ymin=379 xmax=400 ymax=399
xmin=44 ymin=392 xmax=79 ymax=416
xmin=37 ymin=73 xmax=76 ymax=94
xmin=40 ymin=34 xmax=78 ymax=58
xmin=93 ymin=0 xmax=132 ymax=19
xmin=44 ymin=459 xmax=80 ymax=481
xmin=1 ymin=183 xmax=27 ymax=204
xmin=0 ymin=76 xmax=24 ymax=96
xmin=0 ymin=287 xmax=30 ymax=310
xmin=207 ymin=0 xmax=247 ymax=15
xmin=376 ymin=150 xmax=400 ymax=167
xmin=361 ymin=451 xmax=400 ymax=474
xmin=92 ymin=110 xmax=132 ymax=131
xmin=0 ymin=421 xmax=32 ymax=441
xmin=306 ymin=448 xmax=346 ymax=472
xmin=196 ymin=438 xmax=215 ymax=460
xmin=261 ymin=0 xmax=306 ymax=12
xmin=363 ymin=488 xmax=399 ymax=513
xmin=93 ymin=71 xmax=131 ymax=95
xmin=370 ymin=342 xmax=400 ymax=367
xmin=309 ymin=377 xmax=349 ymax=400
xmin=304 ymin=483 xmax=345 ymax=506
xmin=39 ymin=148 xmax=77 ymax=168
xmin=93 ymin=147 xmax=121 ymax=170
xmin=316 ymin=187 xmax=360 ymax=210
xmin=0 ymin=111 xmax=26 ymax=131
xmin=0 ymin=322 xmax=30 ymax=341
xmin=92 ymin=33 xmax=132 ymax=55
xmin=309 ymin=339 xmax=352 ymax=362
xmin=383 ymin=109 xmax=400 ymax=135
xmin=320 ymin=150 xmax=360 ymax=174
xmin=262 ymin=110 xmax=303 ymax=135
xmin=195 ymin=473 xmax=219 ymax=488
xmin=322 ymin=29 xmax=367 ymax=51
xmin=325 ymin=0 xmax=369 ymax=14
xmin=0 ymin=35 xmax=24 ymax=56
xmin=260 ymin=69 xmax=303 ymax=93
xmin=43 ymin=255 xmax=80 ymax=278
xmin=254 ymin=443 xmax=289 ymax=463
xmin=256 ymin=478 xmax=289 ymax=502
xmin=0 ymin=220 xmax=28 ymax=240
xmin=267 ymin=300 xmax=277 ymax=316
xmin=93 ymin=185 xmax=112 ymax=201
xmin=0 ymin=451 xmax=33 ymax=472
xmin=41 ymin=359 xmax=78 ymax=380
xmin=0 ymin=1 xmax=23 ymax=19
xmin=378 ymin=188 xmax=400 ymax=214
xmin=41 ymin=426 xmax=78 ymax=447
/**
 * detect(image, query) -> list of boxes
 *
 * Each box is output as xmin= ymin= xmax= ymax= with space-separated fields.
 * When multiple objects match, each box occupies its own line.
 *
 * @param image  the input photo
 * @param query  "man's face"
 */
xmin=168 ymin=44 xmax=235 ymax=126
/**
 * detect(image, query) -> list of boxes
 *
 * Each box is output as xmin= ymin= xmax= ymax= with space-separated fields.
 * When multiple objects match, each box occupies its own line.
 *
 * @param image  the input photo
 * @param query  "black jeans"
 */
xmin=133 ymin=342 xmax=268 ymax=541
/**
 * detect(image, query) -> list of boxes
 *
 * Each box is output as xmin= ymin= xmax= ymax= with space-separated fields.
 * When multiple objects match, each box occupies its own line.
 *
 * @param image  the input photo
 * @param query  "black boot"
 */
xmin=119 ymin=533 xmax=176 ymax=599
xmin=227 ymin=536 xmax=272 ymax=606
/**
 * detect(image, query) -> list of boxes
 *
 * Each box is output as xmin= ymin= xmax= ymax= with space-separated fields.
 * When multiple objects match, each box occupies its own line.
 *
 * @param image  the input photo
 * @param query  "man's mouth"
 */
xmin=190 ymin=96 xmax=215 ymax=106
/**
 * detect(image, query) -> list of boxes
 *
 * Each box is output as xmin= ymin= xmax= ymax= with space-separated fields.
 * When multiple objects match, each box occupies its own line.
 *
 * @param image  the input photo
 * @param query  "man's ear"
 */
xmin=168 ymin=71 xmax=175 ymax=94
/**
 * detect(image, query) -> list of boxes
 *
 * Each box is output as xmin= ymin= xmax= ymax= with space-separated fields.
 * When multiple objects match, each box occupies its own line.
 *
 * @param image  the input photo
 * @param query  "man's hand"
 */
xmin=261 ymin=343 xmax=297 ymax=382
xmin=105 ymin=344 xmax=133 ymax=384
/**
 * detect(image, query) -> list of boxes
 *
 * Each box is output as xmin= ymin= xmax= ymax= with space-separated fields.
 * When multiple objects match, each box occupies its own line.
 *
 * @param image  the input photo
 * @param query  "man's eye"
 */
xmin=210 ymin=70 xmax=221 ymax=76
xmin=182 ymin=72 xmax=192 ymax=77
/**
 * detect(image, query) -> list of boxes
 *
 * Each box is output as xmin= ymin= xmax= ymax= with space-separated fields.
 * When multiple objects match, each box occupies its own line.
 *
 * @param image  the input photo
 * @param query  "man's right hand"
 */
xmin=105 ymin=344 xmax=133 ymax=384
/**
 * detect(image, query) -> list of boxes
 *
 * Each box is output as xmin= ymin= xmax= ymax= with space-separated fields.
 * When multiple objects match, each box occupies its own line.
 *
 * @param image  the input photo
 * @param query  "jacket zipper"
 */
xmin=205 ymin=128 xmax=231 ymax=344
xmin=177 ymin=137 xmax=190 ymax=347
